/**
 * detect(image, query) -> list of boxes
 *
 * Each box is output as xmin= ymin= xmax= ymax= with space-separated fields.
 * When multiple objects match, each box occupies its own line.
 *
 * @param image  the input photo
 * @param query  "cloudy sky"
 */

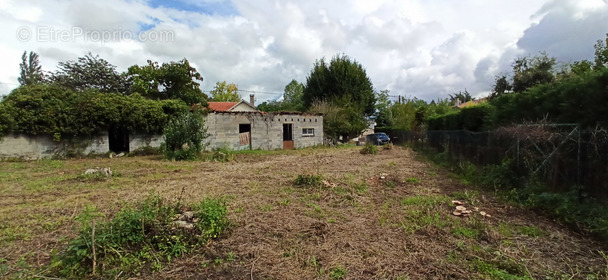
xmin=1 ymin=0 xmax=607 ymax=102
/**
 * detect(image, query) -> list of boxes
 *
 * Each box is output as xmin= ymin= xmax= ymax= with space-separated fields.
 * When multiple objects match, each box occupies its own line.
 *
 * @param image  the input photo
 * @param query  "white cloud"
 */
xmin=0 ymin=0 xmax=605 ymax=102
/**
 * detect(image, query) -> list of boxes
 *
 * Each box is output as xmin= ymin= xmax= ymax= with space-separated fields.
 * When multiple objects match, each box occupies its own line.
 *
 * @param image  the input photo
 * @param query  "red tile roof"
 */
xmin=208 ymin=102 xmax=238 ymax=112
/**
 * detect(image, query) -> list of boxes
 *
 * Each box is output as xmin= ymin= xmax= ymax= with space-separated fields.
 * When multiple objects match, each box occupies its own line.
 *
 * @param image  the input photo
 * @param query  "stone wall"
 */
xmin=205 ymin=112 xmax=324 ymax=150
xmin=0 ymin=133 xmax=109 ymax=160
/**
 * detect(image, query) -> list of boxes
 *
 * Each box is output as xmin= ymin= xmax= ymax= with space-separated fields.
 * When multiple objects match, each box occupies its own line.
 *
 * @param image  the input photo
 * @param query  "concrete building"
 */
xmin=205 ymin=100 xmax=323 ymax=150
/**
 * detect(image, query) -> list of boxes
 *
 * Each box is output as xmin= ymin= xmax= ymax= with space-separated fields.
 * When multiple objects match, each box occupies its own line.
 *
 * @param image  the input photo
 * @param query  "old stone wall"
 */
xmin=129 ymin=134 xmax=164 ymax=151
xmin=0 ymin=133 xmax=109 ymax=160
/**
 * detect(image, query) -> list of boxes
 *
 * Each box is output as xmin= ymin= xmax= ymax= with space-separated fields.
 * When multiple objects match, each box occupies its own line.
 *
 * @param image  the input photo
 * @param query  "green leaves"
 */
xmin=162 ymin=111 xmax=209 ymax=160
xmin=0 ymin=84 xmax=189 ymax=139
xmin=209 ymin=81 xmax=241 ymax=102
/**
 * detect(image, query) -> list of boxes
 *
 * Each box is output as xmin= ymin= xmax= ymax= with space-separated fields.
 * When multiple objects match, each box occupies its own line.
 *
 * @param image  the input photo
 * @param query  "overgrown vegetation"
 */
xmin=419 ymin=146 xmax=608 ymax=239
xmin=360 ymin=143 xmax=378 ymax=154
xmin=162 ymin=111 xmax=209 ymax=161
xmin=294 ymin=174 xmax=323 ymax=187
xmin=50 ymin=195 xmax=228 ymax=278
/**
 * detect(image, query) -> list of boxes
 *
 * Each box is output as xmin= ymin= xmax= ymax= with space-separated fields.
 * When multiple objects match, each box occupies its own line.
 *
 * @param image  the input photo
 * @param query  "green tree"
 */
xmin=303 ymin=54 xmax=375 ymax=141
xmin=309 ymin=100 xmax=367 ymax=144
xmin=490 ymin=74 xmax=512 ymax=99
xmin=162 ymin=110 xmax=209 ymax=161
xmin=594 ymin=33 xmax=608 ymax=70
xmin=511 ymin=53 xmax=556 ymax=93
xmin=283 ymin=79 xmax=304 ymax=111
xmin=52 ymin=52 xmax=130 ymax=94
xmin=209 ymin=81 xmax=241 ymax=102
xmin=374 ymin=90 xmax=393 ymax=128
xmin=128 ymin=59 xmax=207 ymax=105
xmin=18 ymin=51 xmax=44 ymax=86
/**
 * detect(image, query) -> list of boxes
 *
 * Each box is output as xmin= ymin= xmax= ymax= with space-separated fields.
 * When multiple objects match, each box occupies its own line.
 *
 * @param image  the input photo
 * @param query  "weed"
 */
xmin=452 ymin=225 xmax=479 ymax=239
xmin=51 ymin=195 xmax=228 ymax=278
xmin=259 ymin=204 xmax=274 ymax=212
xmin=519 ymin=226 xmax=544 ymax=237
xmin=384 ymin=180 xmax=397 ymax=188
xmin=226 ymin=252 xmax=235 ymax=262
xmin=405 ymin=177 xmax=420 ymax=183
xmin=329 ymin=266 xmax=348 ymax=279
xmin=294 ymin=174 xmax=323 ymax=187
xmin=211 ymin=146 xmax=236 ymax=162
xmin=388 ymin=161 xmax=397 ymax=167
xmin=452 ymin=190 xmax=479 ymax=205
xmin=383 ymin=143 xmax=394 ymax=150
xmin=360 ymin=143 xmax=378 ymax=155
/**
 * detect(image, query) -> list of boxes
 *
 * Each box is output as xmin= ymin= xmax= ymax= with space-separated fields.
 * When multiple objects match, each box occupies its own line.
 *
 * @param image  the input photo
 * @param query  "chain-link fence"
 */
xmin=379 ymin=125 xmax=608 ymax=198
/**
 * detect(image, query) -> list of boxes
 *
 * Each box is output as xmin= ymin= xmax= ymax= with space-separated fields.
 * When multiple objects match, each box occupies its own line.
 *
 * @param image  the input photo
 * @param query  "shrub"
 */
xmin=360 ymin=143 xmax=378 ymax=154
xmin=211 ymin=146 xmax=235 ymax=162
xmin=162 ymin=111 xmax=209 ymax=160
xmin=294 ymin=174 xmax=323 ymax=187
xmin=51 ymin=195 xmax=228 ymax=278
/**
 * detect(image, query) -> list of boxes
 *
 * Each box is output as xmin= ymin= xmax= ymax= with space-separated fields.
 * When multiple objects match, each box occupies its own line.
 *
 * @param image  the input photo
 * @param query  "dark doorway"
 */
xmin=239 ymin=123 xmax=251 ymax=148
xmin=109 ymin=127 xmax=129 ymax=153
xmin=283 ymin=123 xmax=294 ymax=150
xmin=239 ymin=123 xmax=251 ymax=133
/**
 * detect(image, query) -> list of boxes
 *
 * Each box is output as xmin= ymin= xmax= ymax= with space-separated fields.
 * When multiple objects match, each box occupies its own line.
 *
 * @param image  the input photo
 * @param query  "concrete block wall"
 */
xmin=205 ymin=112 xmax=324 ymax=150
xmin=129 ymin=134 xmax=164 ymax=151
xmin=0 ymin=133 xmax=109 ymax=160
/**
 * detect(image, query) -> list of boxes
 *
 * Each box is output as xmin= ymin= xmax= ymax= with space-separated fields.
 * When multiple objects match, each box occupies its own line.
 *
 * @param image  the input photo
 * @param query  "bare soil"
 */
xmin=0 ymin=146 xmax=606 ymax=279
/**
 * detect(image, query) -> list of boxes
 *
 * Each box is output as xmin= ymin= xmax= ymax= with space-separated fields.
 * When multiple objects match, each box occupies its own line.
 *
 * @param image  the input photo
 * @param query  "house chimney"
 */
xmin=249 ymin=94 xmax=255 ymax=107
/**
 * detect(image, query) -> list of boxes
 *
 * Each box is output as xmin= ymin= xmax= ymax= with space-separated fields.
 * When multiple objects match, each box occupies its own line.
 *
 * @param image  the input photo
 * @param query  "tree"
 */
xmin=18 ymin=51 xmax=44 ymax=86
xmin=128 ymin=59 xmax=207 ymax=105
xmin=374 ymin=90 xmax=393 ymax=128
xmin=309 ymin=99 xmax=367 ymax=144
xmin=283 ymin=79 xmax=304 ymax=111
xmin=449 ymin=90 xmax=473 ymax=104
xmin=52 ymin=52 xmax=130 ymax=94
xmin=593 ymin=33 xmax=608 ymax=70
xmin=490 ymin=74 xmax=512 ymax=99
xmin=511 ymin=53 xmax=556 ymax=93
xmin=209 ymin=81 xmax=241 ymax=102
xmin=162 ymin=110 xmax=209 ymax=161
xmin=303 ymin=54 xmax=375 ymax=141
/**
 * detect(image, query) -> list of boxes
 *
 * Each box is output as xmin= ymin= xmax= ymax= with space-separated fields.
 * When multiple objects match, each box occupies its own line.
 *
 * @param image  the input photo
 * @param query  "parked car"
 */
xmin=366 ymin=132 xmax=391 ymax=145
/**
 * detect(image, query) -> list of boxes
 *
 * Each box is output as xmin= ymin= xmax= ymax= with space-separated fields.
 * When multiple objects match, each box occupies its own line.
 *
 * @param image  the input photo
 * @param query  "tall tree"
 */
xmin=209 ymin=81 xmax=241 ymax=102
xmin=52 ymin=52 xmax=130 ymax=94
xmin=594 ymin=33 xmax=608 ymax=70
xmin=128 ymin=58 xmax=207 ymax=105
xmin=490 ymin=74 xmax=512 ymax=99
xmin=303 ymin=54 xmax=375 ymax=142
xmin=374 ymin=90 xmax=393 ymax=128
xmin=511 ymin=52 xmax=556 ymax=93
xmin=283 ymin=79 xmax=304 ymax=111
xmin=18 ymin=51 xmax=44 ymax=86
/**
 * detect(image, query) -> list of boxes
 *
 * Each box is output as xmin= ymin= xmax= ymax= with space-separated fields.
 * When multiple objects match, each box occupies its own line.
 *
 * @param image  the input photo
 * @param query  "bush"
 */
xmin=211 ymin=146 xmax=235 ymax=162
xmin=360 ymin=143 xmax=378 ymax=154
xmin=294 ymin=174 xmax=323 ymax=187
xmin=162 ymin=111 xmax=208 ymax=161
xmin=51 ymin=195 xmax=228 ymax=278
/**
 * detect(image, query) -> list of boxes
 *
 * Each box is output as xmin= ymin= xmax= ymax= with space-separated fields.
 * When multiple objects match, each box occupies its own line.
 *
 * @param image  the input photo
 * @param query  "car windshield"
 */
xmin=375 ymin=133 xmax=389 ymax=139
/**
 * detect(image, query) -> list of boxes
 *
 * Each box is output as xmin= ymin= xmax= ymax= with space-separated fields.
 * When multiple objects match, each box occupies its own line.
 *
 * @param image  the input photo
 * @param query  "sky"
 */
xmin=1 ymin=0 xmax=607 ymax=103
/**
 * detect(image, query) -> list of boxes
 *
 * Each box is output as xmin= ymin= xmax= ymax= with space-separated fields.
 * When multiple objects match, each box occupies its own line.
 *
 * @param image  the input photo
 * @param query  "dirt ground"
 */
xmin=0 ymin=146 xmax=606 ymax=279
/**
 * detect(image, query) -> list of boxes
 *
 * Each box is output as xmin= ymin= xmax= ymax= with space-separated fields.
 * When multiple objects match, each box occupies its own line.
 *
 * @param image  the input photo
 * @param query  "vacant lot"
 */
xmin=0 ymin=146 xmax=606 ymax=279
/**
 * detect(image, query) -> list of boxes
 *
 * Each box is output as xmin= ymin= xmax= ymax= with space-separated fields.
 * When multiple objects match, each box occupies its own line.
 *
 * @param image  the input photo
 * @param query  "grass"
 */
xmin=0 ymin=147 xmax=605 ymax=279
